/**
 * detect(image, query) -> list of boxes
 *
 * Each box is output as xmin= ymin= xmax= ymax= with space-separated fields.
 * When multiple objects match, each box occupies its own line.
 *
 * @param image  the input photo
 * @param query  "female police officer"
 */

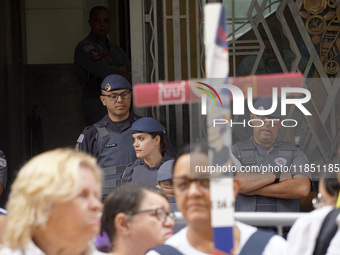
xmin=121 ymin=117 xmax=175 ymax=187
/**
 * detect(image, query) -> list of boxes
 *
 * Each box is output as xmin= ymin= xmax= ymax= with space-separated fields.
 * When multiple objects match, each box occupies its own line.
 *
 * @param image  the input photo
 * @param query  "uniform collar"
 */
xmin=141 ymin=155 xmax=173 ymax=170
xmin=100 ymin=112 xmax=140 ymax=132
xmin=250 ymin=136 xmax=279 ymax=156
xmin=250 ymin=136 xmax=279 ymax=148
xmin=88 ymin=32 xmax=109 ymax=44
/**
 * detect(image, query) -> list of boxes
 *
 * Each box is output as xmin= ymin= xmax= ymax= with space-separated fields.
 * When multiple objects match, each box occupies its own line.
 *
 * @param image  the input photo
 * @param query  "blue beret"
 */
xmin=131 ymin=117 xmax=166 ymax=134
xmin=101 ymin=75 xmax=131 ymax=92
xmin=253 ymin=97 xmax=281 ymax=118
xmin=157 ymin=160 xmax=174 ymax=181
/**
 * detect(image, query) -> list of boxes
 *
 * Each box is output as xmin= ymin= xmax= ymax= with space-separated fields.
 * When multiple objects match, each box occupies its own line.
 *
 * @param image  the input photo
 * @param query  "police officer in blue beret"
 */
xmin=157 ymin=159 xmax=177 ymax=211
xmin=232 ymin=97 xmax=311 ymax=213
xmin=156 ymin=159 xmax=187 ymax=233
xmin=122 ymin=117 xmax=176 ymax=187
xmin=75 ymin=74 xmax=141 ymax=198
xmin=74 ymin=6 xmax=132 ymax=125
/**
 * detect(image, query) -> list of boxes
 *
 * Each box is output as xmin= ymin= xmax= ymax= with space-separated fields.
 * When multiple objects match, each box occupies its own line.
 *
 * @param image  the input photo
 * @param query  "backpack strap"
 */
xmin=148 ymin=244 xmax=184 ymax=255
xmin=312 ymin=208 xmax=340 ymax=255
xmin=239 ymin=229 xmax=275 ymax=255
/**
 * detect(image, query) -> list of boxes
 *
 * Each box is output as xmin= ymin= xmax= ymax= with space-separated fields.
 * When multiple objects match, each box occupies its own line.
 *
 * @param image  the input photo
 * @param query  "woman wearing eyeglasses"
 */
xmin=122 ymin=117 xmax=175 ymax=187
xmin=147 ymin=143 xmax=287 ymax=255
xmin=96 ymin=182 xmax=175 ymax=254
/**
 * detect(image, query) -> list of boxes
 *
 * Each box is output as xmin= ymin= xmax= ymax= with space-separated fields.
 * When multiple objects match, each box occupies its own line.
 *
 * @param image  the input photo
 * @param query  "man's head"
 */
xmin=250 ymin=97 xmax=282 ymax=147
xmin=100 ymin=75 xmax=132 ymax=122
xmin=88 ymin=6 xmax=110 ymax=41
xmin=157 ymin=160 xmax=175 ymax=197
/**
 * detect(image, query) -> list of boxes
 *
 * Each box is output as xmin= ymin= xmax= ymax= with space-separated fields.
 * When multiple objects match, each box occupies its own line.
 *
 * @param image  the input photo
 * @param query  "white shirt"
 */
xmin=146 ymin=226 xmax=210 ymax=255
xmin=0 ymin=241 xmax=106 ymax=255
xmin=146 ymin=222 xmax=287 ymax=255
xmin=235 ymin=221 xmax=287 ymax=255
xmin=326 ymin=213 xmax=340 ymax=255
xmin=287 ymin=205 xmax=334 ymax=255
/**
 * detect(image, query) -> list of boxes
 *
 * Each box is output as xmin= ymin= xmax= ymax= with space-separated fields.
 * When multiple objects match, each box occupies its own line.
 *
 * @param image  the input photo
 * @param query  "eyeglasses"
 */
xmin=173 ymin=177 xmax=210 ymax=193
xmin=127 ymin=207 xmax=175 ymax=224
xmin=102 ymin=91 xmax=131 ymax=101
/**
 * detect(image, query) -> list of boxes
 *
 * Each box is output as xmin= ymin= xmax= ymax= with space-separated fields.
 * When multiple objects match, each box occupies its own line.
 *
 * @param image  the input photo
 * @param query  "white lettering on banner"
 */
xmin=210 ymin=178 xmax=234 ymax=227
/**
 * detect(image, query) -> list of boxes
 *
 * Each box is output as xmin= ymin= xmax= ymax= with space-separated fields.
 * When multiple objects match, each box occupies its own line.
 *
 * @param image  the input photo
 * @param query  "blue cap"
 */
xmin=157 ymin=160 xmax=174 ymax=181
xmin=131 ymin=117 xmax=166 ymax=134
xmin=101 ymin=75 xmax=131 ymax=92
xmin=253 ymin=97 xmax=281 ymax=118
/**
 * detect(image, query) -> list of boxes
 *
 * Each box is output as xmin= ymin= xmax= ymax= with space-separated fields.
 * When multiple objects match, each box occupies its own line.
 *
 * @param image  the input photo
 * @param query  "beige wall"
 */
xmin=25 ymin=0 xmax=108 ymax=64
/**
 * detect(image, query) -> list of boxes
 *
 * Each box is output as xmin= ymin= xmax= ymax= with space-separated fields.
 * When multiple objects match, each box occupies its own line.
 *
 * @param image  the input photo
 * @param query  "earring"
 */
xmin=154 ymin=144 xmax=158 ymax=146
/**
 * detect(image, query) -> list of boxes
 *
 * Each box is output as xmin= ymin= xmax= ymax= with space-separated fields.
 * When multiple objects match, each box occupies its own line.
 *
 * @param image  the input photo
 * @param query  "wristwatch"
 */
xmin=273 ymin=171 xmax=281 ymax=183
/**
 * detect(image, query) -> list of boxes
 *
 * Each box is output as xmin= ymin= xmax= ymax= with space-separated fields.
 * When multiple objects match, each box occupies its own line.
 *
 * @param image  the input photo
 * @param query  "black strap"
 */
xmin=239 ymin=229 xmax=275 ymax=255
xmin=312 ymin=208 xmax=340 ymax=255
xmin=96 ymin=126 xmax=110 ymax=141
xmin=148 ymin=244 xmax=184 ymax=255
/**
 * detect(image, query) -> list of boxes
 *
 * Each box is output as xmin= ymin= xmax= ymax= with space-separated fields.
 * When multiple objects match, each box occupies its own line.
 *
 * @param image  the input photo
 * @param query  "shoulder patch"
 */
xmin=0 ymin=158 xmax=7 ymax=168
xmin=77 ymin=134 xmax=85 ymax=143
xmin=74 ymin=144 xmax=80 ymax=152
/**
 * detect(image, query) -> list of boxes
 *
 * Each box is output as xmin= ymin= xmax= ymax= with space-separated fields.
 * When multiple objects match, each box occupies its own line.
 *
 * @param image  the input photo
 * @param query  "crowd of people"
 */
xmin=0 ymin=4 xmax=339 ymax=255
xmin=0 ymin=140 xmax=339 ymax=254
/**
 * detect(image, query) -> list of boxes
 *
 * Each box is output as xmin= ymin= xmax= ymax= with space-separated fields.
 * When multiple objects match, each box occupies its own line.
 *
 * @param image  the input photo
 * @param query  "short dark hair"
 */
xmin=89 ymin=6 xmax=109 ymax=20
xmin=100 ymin=183 xmax=167 ymax=251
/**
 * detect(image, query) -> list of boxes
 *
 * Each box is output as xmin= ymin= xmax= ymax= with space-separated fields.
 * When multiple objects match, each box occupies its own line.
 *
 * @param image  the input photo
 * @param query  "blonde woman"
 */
xmin=0 ymin=148 xmax=105 ymax=255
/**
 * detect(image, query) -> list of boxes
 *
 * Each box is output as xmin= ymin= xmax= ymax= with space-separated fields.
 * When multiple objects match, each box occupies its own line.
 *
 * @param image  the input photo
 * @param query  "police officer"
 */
xmin=156 ymin=159 xmax=186 ymax=234
xmin=232 ymin=97 xmax=311 ymax=213
xmin=75 ymin=74 xmax=140 ymax=197
xmin=74 ymin=6 xmax=132 ymax=125
xmin=122 ymin=117 xmax=175 ymax=187
xmin=157 ymin=159 xmax=177 ymax=211
xmin=0 ymin=150 xmax=7 ymax=197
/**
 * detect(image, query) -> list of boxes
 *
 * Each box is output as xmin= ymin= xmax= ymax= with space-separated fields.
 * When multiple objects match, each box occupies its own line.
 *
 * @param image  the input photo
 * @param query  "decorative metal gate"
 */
xmin=131 ymin=0 xmax=340 ymax=165
xmin=130 ymin=0 xmax=205 ymax=148
xmin=228 ymin=0 xmax=340 ymax=166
